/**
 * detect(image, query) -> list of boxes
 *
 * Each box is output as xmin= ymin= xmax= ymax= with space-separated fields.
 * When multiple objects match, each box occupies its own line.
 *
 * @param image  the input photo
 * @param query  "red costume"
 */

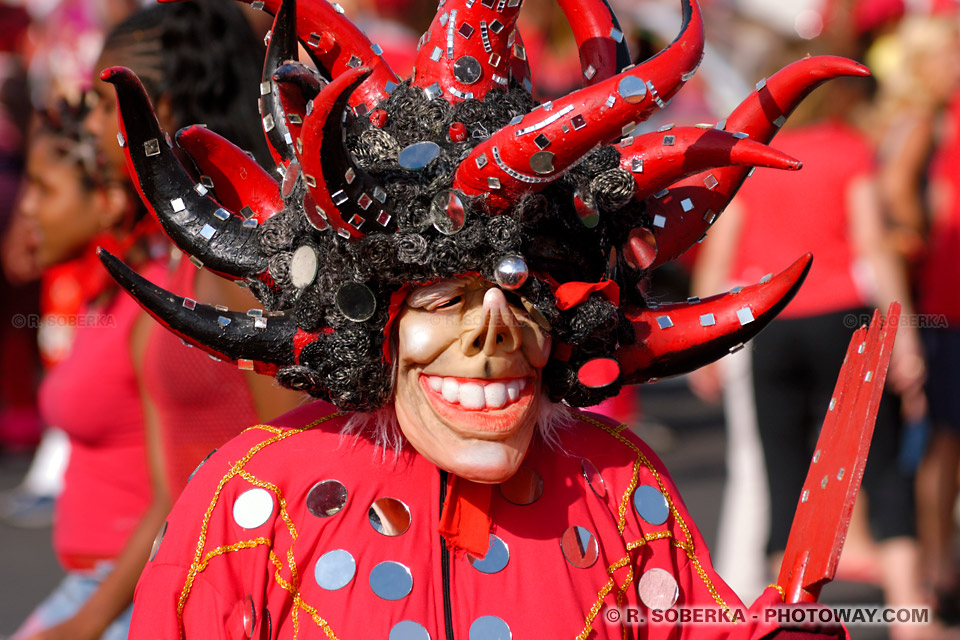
xmin=96 ymin=1 xmax=870 ymax=637
xmin=134 ymin=401 xmax=801 ymax=639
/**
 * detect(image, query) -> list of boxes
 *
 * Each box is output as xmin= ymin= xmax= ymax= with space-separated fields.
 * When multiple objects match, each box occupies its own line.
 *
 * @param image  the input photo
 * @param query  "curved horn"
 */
xmin=616 ymin=127 xmax=801 ymax=203
xmin=102 ymin=67 xmax=270 ymax=280
xmin=240 ymin=0 xmax=397 ymax=113
xmin=639 ymin=56 xmax=870 ymax=270
xmin=411 ymin=0 xmax=523 ymax=103
xmin=453 ymin=0 xmax=704 ymax=212
xmin=273 ymin=61 xmax=325 ymax=154
xmin=97 ymin=248 xmax=314 ymax=375
xmin=617 ymin=253 xmax=811 ymax=383
xmin=556 ymin=0 xmax=631 ymax=85
xmin=259 ymin=0 xmax=300 ymax=167
xmin=175 ymin=125 xmax=283 ymax=223
xmin=296 ymin=66 xmax=395 ymax=240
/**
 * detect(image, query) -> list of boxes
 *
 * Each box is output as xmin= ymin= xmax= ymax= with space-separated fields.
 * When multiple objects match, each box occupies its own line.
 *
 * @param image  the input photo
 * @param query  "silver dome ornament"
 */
xmin=494 ymin=255 xmax=528 ymax=290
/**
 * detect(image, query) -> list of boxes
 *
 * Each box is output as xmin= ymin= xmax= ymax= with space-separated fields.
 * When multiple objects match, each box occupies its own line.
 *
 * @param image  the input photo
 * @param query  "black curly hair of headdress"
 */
xmin=248 ymin=80 xmax=652 ymax=411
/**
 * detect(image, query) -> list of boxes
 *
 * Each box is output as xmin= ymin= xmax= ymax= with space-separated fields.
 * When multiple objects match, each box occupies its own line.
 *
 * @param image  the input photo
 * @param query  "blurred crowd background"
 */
xmin=1 ymin=0 xmax=960 ymax=639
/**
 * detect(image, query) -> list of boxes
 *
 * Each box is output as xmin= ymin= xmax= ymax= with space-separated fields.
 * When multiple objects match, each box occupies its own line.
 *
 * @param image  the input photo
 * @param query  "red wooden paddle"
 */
xmin=776 ymin=303 xmax=901 ymax=603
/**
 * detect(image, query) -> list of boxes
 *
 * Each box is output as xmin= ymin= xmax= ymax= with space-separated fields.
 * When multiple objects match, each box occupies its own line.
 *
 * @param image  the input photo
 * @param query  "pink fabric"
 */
xmin=729 ymin=120 xmax=870 ymax=319
xmin=142 ymin=257 xmax=259 ymax=499
xmin=39 ymin=261 xmax=166 ymax=565
xmin=918 ymin=93 xmax=960 ymax=325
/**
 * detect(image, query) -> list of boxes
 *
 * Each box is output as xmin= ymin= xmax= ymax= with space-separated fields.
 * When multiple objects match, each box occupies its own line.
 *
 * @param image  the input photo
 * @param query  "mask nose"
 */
xmin=463 ymin=287 xmax=523 ymax=356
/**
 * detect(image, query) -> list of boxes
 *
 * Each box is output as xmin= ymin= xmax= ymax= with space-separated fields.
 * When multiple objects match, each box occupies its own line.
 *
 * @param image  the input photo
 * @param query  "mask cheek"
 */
xmin=398 ymin=314 xmax=448 ymax=365
xmin=523 ymin=330 xmax=552 ymax=368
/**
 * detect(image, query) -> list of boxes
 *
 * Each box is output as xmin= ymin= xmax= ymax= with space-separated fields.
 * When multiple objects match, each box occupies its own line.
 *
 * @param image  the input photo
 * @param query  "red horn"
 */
xmin=639 ymin=56 xmax=870 ymax=270
xmin=238 ymin=0 xmax=398 ymax=114
xmin=617 ymin=126 xmax=801 ymax=204
xmin=175 ymin=125 xmax=284 ymax=224
xmin=410 ymin=0 xmax=524 ymax=103
xmin=556 ymin=0 xmax=631 ymax=85
xmin=617 ymin=253 xmax=811 ymax=382
xmin=101 ymin=67 xmax=270 ymax=282
xmin=296 ymin=66 xmax=395 ymax=239
xmin=453 ymin=0 xmax=704 ymax=212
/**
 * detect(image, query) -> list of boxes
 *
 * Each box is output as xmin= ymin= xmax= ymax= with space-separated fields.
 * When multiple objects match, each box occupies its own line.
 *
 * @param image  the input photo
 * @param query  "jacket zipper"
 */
xmin=439 ymin=470 xmax=455 ymax=640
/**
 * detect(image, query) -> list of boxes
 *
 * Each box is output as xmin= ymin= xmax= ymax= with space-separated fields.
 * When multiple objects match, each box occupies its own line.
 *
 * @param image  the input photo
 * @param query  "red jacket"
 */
xmin=131 ymin=401 xmax=842 ymax=639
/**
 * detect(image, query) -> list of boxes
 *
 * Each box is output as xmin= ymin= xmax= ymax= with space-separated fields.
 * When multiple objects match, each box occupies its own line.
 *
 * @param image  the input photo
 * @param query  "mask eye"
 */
xmin=433 ymin=295 xmax=463 ymax=310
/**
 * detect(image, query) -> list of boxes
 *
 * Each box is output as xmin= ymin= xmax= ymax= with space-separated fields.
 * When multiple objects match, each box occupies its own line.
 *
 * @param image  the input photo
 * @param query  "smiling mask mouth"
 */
xmin=422 ymin=375 xmax=530 ymax=410
xmin=418 ymin=374 xmax=537 ymax=434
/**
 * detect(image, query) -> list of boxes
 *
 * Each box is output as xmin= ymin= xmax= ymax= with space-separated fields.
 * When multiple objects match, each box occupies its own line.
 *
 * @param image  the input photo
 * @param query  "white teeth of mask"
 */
xmin=459 ymin=383 xmax=485 ymax=409
xmin=427 ymin=376 xmax=527 ymax=409
xmin=442 ymin=377 xmax=459 ymax=403
xmin=484 ymin=382 xmax=507 ymax=409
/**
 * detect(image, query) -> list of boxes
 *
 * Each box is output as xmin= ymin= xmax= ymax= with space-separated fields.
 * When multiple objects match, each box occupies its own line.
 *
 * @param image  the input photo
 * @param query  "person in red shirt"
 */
xmin=9 ymin=3 xmax=302 ymax=639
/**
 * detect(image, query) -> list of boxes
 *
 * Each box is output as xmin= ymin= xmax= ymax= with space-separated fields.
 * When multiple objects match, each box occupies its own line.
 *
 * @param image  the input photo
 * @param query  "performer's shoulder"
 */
xmin=181 ymin=400 xmax=349 ymax=487
xmin=556 ymin=408 xmax=671 ymax=474
xmin=224 ymin=399 xmax=346 ymax=448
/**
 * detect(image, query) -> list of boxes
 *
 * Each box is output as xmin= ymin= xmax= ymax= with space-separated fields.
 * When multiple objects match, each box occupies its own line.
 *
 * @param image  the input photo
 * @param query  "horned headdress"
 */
xmin=99 ymin=0 xmax=868 ymax=410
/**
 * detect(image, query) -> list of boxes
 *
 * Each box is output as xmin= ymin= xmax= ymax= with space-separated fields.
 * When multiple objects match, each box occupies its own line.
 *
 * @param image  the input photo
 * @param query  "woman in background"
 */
xmin=11 ymin=3 xmax=301 ymax=638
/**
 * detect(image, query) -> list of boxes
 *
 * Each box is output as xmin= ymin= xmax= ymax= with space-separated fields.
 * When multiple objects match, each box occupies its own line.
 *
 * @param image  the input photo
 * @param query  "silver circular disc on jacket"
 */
xmin=289 ymin=245 xmax=319 ymax=289
xmin=633 ymin=485 xmax=669 ymax=526
xmin=637 ymin=567 xmax=679 ymax=610
xmin=398 ymin=141 xmax=441 ymax=170
xmin=368 ymin=497 xmax=411 ymax=536
xmin=370 ymin=561 xmax=413 ymax=600
xmin=149 ymin=521 xmax=168 ymax=561
xmin=581 ymin=459 xmax=607 ymax=499
xmin=232 ymin=488 xmax=275 ymax=529
xmin=242 ymin=594 xmax=256 ymax=638
xmin=314 ymin=549 xmax=356 ymax=590
xmin=560 ymin=525 xmax=599 ymax=569
xmin=468 ymin=534 xmax=510 ymax=574
xmin=498 ymin=465 xmax=542 ymax=505
xmin=390 ymin=620 xmax=431 ymax=640
xmin=306 ymin=479 xmax=348 ymax=518
xmin=469 ymin=616 xmax=512 ymax=640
